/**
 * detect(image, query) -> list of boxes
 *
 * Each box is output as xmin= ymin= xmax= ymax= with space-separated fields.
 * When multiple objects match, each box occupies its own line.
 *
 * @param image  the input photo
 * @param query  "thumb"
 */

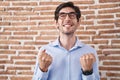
xmin=39 ymin=49 xmax=46 ymax=55
xmin=41 ymin=49 xmax=46 ymax=54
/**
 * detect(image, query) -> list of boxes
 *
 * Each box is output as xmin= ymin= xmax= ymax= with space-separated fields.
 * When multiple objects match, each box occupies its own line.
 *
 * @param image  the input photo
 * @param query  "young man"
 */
xmin=33 ymin=2 xmax=100 ymax=80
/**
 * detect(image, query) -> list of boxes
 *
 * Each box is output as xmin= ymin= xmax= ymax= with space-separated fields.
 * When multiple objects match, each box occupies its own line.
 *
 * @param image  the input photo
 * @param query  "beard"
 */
xmin=57 ymin=23 xmax=77 ymax=36
xmin=62 ymin=30 xmax=74 ymax=35
xmin=58 ymin=26 xmax=76 ymax=36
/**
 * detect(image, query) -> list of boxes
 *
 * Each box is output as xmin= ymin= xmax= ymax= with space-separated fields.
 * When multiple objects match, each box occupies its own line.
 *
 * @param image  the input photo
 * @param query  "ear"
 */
xmin=77 ymin=18 xmax=81 ymax=26
xmin=54 ymin=20 xmax=59 ymax=29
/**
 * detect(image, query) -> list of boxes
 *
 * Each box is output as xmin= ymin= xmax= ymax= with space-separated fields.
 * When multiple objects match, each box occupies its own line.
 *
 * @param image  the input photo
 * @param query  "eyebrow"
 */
xmin=59 ymin=12 xmax=76 ymax=13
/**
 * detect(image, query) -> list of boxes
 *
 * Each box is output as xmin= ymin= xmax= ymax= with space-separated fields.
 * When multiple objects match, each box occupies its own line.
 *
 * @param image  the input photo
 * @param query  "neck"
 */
xmin=59 ymin=34 xmax=76 ymax=50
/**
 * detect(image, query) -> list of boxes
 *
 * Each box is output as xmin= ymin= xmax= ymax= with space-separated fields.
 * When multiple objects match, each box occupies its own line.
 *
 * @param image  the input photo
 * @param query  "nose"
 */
xmin=64 ymin=14 xmax=71 ymax=20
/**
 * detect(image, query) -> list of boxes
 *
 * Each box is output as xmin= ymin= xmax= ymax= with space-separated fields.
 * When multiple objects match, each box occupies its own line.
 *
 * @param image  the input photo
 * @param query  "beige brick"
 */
xmin=81 ymin=11 xmax=95 ymax=15
xmin=7 ymin=7 xmax=24 ymax=11
xmin=0 ymin=17 xmax=2 ymax=20
xmin=0 ymin=12 xmax=12 ymax=15
xmin=99 ymin=66 xmax=120 ymax=71
xmin=36 ymin=36 xmax=57 ymax=41
xmin=0 ymin=22 xmax=10 ymax=26
xmin=39 ymin=21 xmax=54 ymax=25
xmin=99 ymin=45 xmax=120 ymax=49
xmin=40 ymin=2 xmax=62 ymax=5
xmin=0 ymin=76 xmax=8 ymax=80
xmin=0 ymin=40 xmax=20 ymax=45
xmin=30 ymin=26 xmax=55 ymax=30
xmin=103 ymin=51 xmax=120 ymax=55
xmin=34 ymin=7 xmax=55 ymax=11
xmin=0 ymin=55 xmax=8 ymax=59
xmin=100 ymin=78 xmax=107 ymax=80
xmin=0 ymin=36 xmax=7 ymax=39
xmin=7 ymin=66 xmax=31 ymax=71
xmin=76 ymin=31 xmax=96 ymax=35
xmin=0 ymin=65 xmax=4 ymax=69
xmin=99 ymin=29 xmax=120 ymax=34
xmin=92 ymin=40 xmax=108 ymax=44
xmin=0 ymin=32 xmax=11 ymax=35
xmin=10 ymin=77 xmax=32 ymax=80
xmin=11 ymin=46 xmax=35 ymax=50
xmin=99 ymin=8 xmax=120 ymax=14
xmin=4 ymin=17 xmax=28 ymax=21
xmin=89 ymin=3 xmax=119 ymax=9
xmin=14 ymin=31 xmax=38 ymax=35
xmin=0 ymin=50 xmax=16 ymax=54
xmin=30 ymin=16 xmax=53 ymax=20
xmin=17 ymin=71 xmax=33 ymax=75
xmin=11 ymin=22 xmax=36 ymax=26
xmin=40 ymin=11 xmax=54 ymax=15
xmin=111 ymin=78 xmax=120 ymax=80
xmin=93 ymin=35 xmax=119 ymax=39
xmin=99 ymin=0 xmax=120 ymax=3
xmin=0 ymin=1 xmax=10 ymax=6
xmin=106 ymin=72 xmax=120 ymax=77
xmin=97 ymin=20 xmax=114 ymax=24
xmin=0 ymin=60 xmax=13 ymax=64
xmin=11 ymin=56 xmax=36 ymax=60
xmin=81 ymin=21 xmax=94 ymax=25
xmin=116 ymin=14 xmax=120 ymax=17
xmin=13 ymin=12 xmax=38 ymax=16
xmin=78 ymin=36 xmax=90 ymax=40
xmin=103 ymin=61 xmax=120 ymax=66
xmin=19 ymin=51 xmax=37 ymax=55
xmin=9 ymin=36 xmax=33 ymax=40
xmin=73 ymin=1 xmax=94 ymax=4
xmin=4 ymin=27 xmax=28 ymax=31
xmin=0 ymin=7 xmax=4 ymax=11
xmin=112 ymin=40 xmax=120 ymax=44
xmin=15 ymin=61 xmax=35 ymax=65
xmin=0 ymin=71 xmax=16 ymax=75
xmin=24 ymin=41 xmax=48 ymax=45
xmin=86 ymin=25 xmax=114 ymax=30
xmin=12 ymin=2 xmax=37 ymax=6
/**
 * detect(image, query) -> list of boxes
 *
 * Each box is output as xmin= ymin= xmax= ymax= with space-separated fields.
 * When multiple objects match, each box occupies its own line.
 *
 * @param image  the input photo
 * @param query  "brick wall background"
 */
xmin=0 ymin=0 xmax=120 ymax=80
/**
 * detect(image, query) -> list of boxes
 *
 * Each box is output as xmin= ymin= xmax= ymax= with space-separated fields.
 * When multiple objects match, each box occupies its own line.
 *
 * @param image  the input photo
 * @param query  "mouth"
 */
xmin=63 ymin=24 xmax=73 ymax=27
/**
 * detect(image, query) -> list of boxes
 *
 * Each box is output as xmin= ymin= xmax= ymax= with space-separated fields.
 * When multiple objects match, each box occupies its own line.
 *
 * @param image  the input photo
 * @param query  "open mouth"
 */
xmin=63 ymin=24 xmax=73 ymax=27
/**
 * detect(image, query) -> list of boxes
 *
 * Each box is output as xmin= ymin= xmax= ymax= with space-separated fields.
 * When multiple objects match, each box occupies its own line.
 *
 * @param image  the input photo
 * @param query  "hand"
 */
xmin=38 ymin=50 xmax=52 ymax=72
xmin=80 ymin=53 xmax=96 ymax=71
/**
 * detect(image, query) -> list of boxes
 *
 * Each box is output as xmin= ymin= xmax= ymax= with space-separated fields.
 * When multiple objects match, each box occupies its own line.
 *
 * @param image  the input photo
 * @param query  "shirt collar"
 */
xmin=50 ymin=37 xmax=84 ymax=48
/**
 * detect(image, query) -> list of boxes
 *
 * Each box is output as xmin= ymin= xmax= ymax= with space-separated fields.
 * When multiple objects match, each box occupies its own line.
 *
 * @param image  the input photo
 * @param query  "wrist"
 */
xmin=81 ymin=68 xmax=93 ymax=75
xmin=39 ymin=67 xmax=48 ymax=72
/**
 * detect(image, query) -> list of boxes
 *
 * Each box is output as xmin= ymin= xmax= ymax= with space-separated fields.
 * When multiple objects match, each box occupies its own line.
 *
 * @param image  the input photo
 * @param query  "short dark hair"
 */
xmin=54 ymin=2 xmax=81 ymax=21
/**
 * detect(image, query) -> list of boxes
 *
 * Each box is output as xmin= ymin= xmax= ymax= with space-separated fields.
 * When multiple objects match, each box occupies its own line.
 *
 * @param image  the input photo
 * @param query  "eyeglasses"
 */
xmin=58 ymin=12 xmax=77 ymax=20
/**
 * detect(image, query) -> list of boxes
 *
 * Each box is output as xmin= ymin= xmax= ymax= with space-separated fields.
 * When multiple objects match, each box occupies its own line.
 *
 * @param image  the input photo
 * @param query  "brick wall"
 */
xmin=0 ymin=0 xmax=120 ymax=80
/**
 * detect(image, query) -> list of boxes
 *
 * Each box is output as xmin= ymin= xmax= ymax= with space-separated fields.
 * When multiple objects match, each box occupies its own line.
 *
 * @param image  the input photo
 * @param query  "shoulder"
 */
xmin=80 ymin=42 xmax=97 ymax=53
xmin=39 ymin=41 xmax=56 ymax=51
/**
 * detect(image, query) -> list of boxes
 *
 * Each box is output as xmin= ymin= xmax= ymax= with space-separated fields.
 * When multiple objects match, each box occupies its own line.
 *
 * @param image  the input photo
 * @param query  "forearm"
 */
xmin=32 ymin=61 xmax=48 ymax=80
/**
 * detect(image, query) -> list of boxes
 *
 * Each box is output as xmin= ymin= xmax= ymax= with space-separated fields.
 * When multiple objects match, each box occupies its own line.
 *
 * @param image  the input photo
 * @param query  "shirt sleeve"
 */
xmin=32 ymin=54 xmax=49 ymax=80
xmin=82 ymin=73 xmax=100 ymax=80
xmin=82 ymin=49 xmax=100 ymax=80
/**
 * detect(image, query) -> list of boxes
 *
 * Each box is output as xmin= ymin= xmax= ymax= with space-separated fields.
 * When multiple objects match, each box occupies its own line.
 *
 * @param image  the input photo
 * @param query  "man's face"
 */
xmin=56 ymin=7 xmax=80 ymax=35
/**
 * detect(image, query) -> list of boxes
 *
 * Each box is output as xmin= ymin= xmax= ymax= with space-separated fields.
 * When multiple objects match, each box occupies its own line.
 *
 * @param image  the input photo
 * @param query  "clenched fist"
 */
xmin=80 ymin=53 xmax=96 ymax=71
xmin=38 ymin=50 xmax=52 ymax=72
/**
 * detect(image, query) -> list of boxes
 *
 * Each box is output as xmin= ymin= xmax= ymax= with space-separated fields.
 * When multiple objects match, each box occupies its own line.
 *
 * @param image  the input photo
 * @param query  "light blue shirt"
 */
xmin=33 ymin=38 xmax=100 ymax=80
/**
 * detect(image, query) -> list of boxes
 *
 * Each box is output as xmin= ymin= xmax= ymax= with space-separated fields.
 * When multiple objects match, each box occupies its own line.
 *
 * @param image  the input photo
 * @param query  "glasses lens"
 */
xmin=59 ymin=13 xmax=67 ymax=18
xmin=58 ymin=12 xmax=77 ymax=19
xmin=69 ymin=12 xmax=77 ymax=19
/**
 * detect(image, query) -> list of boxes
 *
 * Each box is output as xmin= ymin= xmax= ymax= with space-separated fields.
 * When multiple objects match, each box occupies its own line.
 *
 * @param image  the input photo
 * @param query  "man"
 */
xmin=33 ymin=2 xmax=100 ymax=80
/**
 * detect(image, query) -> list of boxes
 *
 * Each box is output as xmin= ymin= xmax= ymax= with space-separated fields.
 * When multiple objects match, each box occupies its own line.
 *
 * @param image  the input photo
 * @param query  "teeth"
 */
xmin=64 ymin=25 xmax=71 ymax=27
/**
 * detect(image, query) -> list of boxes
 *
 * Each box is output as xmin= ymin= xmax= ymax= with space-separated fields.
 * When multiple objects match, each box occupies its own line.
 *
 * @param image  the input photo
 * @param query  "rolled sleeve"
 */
xmin=32 ymin=60 xmax=48 ymax=80
xmin=82 ymin=73 xmax=95 ymax=80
